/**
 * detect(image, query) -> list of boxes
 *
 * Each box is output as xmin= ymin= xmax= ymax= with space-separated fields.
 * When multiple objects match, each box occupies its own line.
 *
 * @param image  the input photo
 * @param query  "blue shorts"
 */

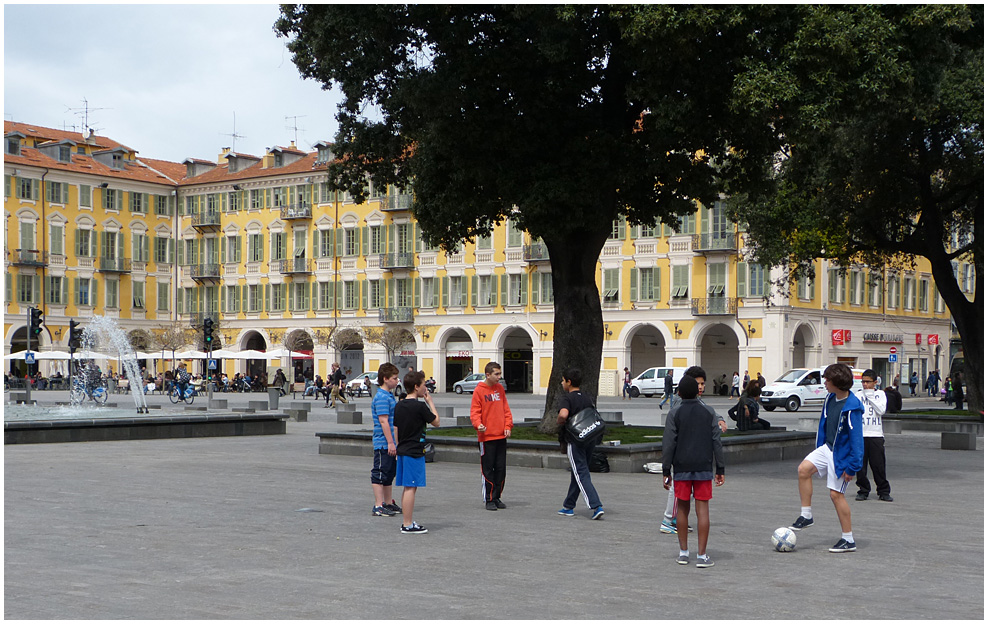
xmin=371 ymin=449 xmax=397 ymax=486
xmin=395 ymin=455 xmax=427 ymax=488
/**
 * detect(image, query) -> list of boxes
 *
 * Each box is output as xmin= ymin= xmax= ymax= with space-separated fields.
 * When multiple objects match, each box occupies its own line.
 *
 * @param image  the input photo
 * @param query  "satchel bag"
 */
xmin=565 ymin=406 xmax=606 ymax=448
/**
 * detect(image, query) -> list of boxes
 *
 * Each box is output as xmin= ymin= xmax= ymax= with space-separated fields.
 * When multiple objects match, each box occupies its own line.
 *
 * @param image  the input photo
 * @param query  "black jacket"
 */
xmin=662 ymin=398 xmax=725 ymax=477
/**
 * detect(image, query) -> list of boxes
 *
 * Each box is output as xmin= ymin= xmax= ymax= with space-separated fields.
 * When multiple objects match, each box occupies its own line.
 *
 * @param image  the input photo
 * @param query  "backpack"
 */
xmin=884 ymin=387 xmax=902 ymax=413
xmin=589 ymin=450 xmax=610 ymax=473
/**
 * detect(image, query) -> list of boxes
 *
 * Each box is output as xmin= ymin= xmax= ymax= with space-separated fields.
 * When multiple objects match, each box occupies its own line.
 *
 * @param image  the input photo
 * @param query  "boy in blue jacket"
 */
xmin=790 ymin=363 xmax=865 ymax=553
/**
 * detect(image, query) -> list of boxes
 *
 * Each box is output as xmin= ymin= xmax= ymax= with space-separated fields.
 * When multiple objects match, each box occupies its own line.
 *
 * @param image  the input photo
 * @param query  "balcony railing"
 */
xmin=280 ymin=258 xmax=313 ymax=274
xmin=384 ymin=194 xmax=413 ymax=212
xmin=523 ymin=243 xmax=550 ymax=262
xmin=379 ymin=307 xmax=414 ymax=323
xmin=380 ymin=252 xmax=415 ymax=270
xmin=692 ymin=233 xmax=738 ymax=252
xmin=691 ymin=297 xmax=739 ymax=316
xmin=97 ymin=257 xmax=132 ymax=273
xmin=191 ymin=263 xmax=222 ymax=281
xmin=10 ymin=249 xmax=48 ymax=267
xmin=280 ymin=204 xmax=312 ymax=220
xmin=191 ymin=210 xmax=222 ymax=229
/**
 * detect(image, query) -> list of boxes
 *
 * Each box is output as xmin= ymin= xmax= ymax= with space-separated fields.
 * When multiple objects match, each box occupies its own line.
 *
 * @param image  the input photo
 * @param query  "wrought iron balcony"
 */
xmin=522 ymin=243 xmax=550 ymax=262
xmin=692 ymin=233 xmax=738 ymax=252
xmin=97 ymin=257 xmax=132 ymax=273
xmin=191 ymin=210 xmax=222 ymax=229
xmin=280 ymin=203 xmax=312 ymax=220
xmin=10 ymin=249 xmax=48 ymax=267
xmin=379 ymin=307 xmax=414 ymax=323
xmin=384 ymin=193 xmax=413 ymax=212
xmin=380 ymin=252 xmax=415 ymax=270
xmin=191 ymin=263 xmax=222 ymax=281
xmin=691 ymin=297 xmax=739 ymax=316
xmin=280 ymin=257 xmax=313 ymax=274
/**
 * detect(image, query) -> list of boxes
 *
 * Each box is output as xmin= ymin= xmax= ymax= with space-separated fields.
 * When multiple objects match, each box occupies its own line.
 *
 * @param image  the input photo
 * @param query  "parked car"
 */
xmin=629 ymin=367 xmax=687 ymax=398
xmin=760 ymin=367 xmax=864 ymax=412
xmin=453 ymin=373 xmax=486 ymax=394
xmin=347 ymin=371 xmax=378 ymax=397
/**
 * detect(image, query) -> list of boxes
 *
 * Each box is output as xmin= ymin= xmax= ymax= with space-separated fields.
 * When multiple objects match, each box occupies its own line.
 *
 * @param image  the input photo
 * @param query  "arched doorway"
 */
xmin=500 ymin=327 xmax=534 ymax=393
xmin=792 ymin=324 xmax=813 ymax=369
xmin=443 ymin=329 xmax=474 ymax=392
xmin=9 ymin=326 xmax=36 ymax=377
xmin=243 ymin=331 xmax=267 ymax=379
xmin=628 ymin=324 xmax=667 ymax=376
xmin=286 ymin=329 xmax=314 ymax=382
xmin=697 ymin=323 xmax=740 ymax=396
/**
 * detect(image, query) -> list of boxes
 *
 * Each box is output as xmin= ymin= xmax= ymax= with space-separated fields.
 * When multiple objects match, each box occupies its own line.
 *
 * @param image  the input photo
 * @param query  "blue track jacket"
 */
xmin=815 ymin=391 xmax=865 ymax=477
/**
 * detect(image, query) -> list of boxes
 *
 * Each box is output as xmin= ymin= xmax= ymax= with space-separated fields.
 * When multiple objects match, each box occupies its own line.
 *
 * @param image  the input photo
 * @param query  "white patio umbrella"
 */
xmin=133 ymin=351 xmax=160 ymax=360
xmin=236 ymin=349 xmax=269 ymax=359
xmin=34 ymin=351 xmax=72 ymax=360
xmin=4 ymin=351 xmax=28 ymax=360
xmin=173 ymin=350 xmax=208 ymax=359
xmin=207 ymin=349 xmax=240 ymax=358
xmin=264 ymin=347 xmax=307 ymax=358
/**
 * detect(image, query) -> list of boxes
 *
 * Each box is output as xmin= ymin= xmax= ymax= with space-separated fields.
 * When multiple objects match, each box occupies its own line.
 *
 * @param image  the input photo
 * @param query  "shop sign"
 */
xmin=831 ymin=329 xmax=851 ymax=346
xmin=862 ymin=332 xmax=903 ymax=344
xmin=927 ymin=334 xmax=940 ymax=345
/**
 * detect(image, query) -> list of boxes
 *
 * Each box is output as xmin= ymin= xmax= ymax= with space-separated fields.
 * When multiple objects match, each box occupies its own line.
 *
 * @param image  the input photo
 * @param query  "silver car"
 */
xmin=453 ymin=373 xmax=485 ymax=394
xmin=347 ymin=371 xmax=378 ymax=397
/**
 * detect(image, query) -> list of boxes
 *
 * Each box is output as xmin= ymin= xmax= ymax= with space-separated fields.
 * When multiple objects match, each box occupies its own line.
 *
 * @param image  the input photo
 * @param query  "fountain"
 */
xmin=70 ymin=316 xmax=150 ymax=414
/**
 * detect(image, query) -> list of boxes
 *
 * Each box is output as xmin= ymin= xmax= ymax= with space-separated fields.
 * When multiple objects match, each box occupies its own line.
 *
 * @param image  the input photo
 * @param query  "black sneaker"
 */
xmin=486 ymin=501 xmax=498 ymax=511
xmin=384 ymin=501 xmax=403 ymax=513
xmin=829 ymin=538 xmax=856 ymax=553
xmin=790 ymin=516 xmax=814 ymax=531
xmin=400 ymin=522 xmax=428 ymax=534
xmin=494 ymin=499 xmax=506 ymax=509
xmin=373 ymin=505 xmax=396 ymax=517
xmin=855 ymin=492 xmax=869 ymax=501
xmin=878 ymin=493 xmax=893 ymax=502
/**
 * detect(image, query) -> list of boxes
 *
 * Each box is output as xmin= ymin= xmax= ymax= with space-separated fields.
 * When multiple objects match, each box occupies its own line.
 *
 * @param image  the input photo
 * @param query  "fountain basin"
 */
xmin=5 ymin=412 xmax=287 ymax=444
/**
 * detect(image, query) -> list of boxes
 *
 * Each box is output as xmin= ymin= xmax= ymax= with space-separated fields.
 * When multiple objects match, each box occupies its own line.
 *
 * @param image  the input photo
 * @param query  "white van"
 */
xmin=629 ymin=367 xmax=687 ymax=398
xmin=760 ymin=367 xmax=864 ymax=412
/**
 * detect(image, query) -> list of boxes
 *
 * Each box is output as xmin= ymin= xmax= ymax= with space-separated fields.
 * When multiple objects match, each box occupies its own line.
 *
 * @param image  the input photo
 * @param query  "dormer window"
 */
xmin=112 ymin=153 xmax=124 ymax=168
xmin=274 ymin=153 xmax=284 ymax=167
xmin=58 ymin=145 xmax=71 ymax=163
xmin=6 ymin=137 xmax=20 ymax=155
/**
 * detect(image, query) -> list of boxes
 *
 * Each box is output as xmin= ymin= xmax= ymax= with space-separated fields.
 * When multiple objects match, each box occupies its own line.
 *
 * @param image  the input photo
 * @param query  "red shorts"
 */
xmin=674 ymin=479 xmax=713 ymax=502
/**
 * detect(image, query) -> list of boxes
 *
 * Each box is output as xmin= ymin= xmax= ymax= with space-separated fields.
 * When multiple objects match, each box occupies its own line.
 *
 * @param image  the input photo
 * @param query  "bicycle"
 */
xmin=168 ymin=384 xmax=197 ymax=404
xmin=70 ymin=379 xmax=109 ymax=405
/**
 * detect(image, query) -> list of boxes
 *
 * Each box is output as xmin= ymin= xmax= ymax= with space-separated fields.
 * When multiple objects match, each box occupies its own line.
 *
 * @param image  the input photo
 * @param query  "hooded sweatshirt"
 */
xmin=470 ymin=381 xmax=513 ymax=442
xmin=816 ymin=391 xmax=865 ymax=477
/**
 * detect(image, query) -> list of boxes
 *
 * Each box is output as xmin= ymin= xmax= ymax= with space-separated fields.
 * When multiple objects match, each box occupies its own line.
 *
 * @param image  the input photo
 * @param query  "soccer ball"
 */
xmin=771 ymin=527 xmax=797 ymax=552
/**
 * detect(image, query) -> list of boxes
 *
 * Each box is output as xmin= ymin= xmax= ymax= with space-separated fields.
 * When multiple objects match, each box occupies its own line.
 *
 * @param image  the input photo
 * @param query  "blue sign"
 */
xmin=889 ymin=354 xmax=898 ymax=363
xmin=208 ymin=359 xmax=218 ymax=370
xmin=25 ymin=352 xmax=36 ymax=365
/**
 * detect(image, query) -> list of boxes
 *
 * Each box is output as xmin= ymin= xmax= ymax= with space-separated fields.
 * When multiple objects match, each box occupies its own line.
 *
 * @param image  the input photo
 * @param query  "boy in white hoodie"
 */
xmin=854 ymin=369 xmax=892 ymax=502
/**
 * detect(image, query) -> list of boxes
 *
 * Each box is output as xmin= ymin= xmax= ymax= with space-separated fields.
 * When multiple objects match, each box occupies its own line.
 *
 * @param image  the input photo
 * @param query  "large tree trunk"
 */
xmin=537 ymin=230 xmax=609 ymax=433
xmin=926 ymin=237 xmax=983 ymax=415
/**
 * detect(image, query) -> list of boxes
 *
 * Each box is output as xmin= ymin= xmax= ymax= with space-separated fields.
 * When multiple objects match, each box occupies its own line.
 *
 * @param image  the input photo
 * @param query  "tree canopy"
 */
xmin=729 ymin=5 xmax=983 ymax=412
xmin=275 ymin=5 xmax=779 ymax=423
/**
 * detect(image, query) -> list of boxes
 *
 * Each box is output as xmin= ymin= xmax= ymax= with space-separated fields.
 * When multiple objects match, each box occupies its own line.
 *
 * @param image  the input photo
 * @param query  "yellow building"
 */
xmin=5 ymin=122 xmax=957 ymax=394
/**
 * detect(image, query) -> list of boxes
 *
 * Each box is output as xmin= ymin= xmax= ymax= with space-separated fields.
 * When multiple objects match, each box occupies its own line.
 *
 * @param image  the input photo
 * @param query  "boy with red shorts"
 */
xmin=662 ymin=375 xmax=726 ymax=568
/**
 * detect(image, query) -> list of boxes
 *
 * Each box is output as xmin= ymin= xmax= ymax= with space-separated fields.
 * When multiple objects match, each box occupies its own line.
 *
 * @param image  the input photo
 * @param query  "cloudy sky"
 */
xmin=4 ymin=4 xmax=345 ymax=163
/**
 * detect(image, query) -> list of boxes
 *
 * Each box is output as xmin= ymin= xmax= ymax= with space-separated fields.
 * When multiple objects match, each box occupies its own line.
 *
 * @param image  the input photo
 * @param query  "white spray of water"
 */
xmin=73 ymin=316 xmax=150 ymax=413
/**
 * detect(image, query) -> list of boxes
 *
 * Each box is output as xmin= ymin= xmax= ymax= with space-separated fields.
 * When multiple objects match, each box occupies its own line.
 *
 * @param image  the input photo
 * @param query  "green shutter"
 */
xmin=630 ymin=269 xmax=638 ymax=302
xmin=442 ymin=276 xmax=449 ymax=309
xmin=471 ymin=275 xmax=478 ymax=308
xmin=737 ymin=262 xmax=748 ymax=298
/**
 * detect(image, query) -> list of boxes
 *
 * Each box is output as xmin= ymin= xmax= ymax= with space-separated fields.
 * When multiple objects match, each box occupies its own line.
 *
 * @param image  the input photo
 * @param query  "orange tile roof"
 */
xmin=4 ymin=121 xmax=131 ymax=152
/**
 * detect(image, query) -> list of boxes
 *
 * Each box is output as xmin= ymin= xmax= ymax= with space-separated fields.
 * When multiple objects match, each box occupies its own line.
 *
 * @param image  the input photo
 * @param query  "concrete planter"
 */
xmin=315 ymin=428 xmax=816 ymax=473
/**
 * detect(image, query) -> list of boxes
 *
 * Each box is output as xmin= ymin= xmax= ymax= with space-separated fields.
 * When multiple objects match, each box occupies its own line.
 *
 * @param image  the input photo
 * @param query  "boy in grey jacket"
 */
xmin=662 ymin=375 xmax=726 ymax=568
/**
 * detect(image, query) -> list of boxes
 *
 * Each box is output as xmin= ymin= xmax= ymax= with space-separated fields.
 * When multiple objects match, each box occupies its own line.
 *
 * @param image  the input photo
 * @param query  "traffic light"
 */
xmin=29 ymin=307 xmax=44 ymax=338
xmin=68 ymin=319 xmax=83 ymax=353
xmin=203 ymin=317 xmax=214 ymax=348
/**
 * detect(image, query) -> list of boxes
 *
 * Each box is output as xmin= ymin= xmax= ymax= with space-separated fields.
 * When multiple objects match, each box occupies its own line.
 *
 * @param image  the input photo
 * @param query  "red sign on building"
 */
xmin=832 ymin=329 xmax=845 ymax=346
xmin=928 ymin=334 xmax=940 ymax=345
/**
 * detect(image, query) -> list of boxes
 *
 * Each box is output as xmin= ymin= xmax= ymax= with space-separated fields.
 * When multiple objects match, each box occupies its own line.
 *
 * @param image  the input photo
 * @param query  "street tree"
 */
xmin=729 ymin=5 xmax=984 ymax=413
xmin=275 ymin=5 xmax=779 ymax=427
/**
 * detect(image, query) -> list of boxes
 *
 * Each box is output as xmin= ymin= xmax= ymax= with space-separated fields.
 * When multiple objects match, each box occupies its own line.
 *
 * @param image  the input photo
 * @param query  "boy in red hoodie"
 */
xmin=470 ymin=361 xmax=514 ymax=511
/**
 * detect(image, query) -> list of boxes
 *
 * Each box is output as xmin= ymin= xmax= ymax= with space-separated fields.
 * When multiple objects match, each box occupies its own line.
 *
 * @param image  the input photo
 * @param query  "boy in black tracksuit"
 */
xmin=662 ymin=375 xmax=726 ymax=568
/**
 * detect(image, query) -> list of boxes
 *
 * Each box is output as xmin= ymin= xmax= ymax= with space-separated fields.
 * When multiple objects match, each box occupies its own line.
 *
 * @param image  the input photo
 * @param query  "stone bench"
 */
xmin=941 ymin=431 xmax=977 ymax=450
xmin=208 ymin=399 xmax=228 ymax=410
xmin=184 ymin=406 xmax=208 ymax=412
xmin=248 ymin=400 xmax=269 ymax=411
xmin=288 ymin=402 xmax=311 ymax=413
xmin=337 ymin=410 xmax=363 ymax=425
xmin=456 ymin=415 xmax=473 ymax=427
xmin=336 ymin=403 xmax=358 ymax=414
xmin=284 ymin=409 xmax=308 ymax=422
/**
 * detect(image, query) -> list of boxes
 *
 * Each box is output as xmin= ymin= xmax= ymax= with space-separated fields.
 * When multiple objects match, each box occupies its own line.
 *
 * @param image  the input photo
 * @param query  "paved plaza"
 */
xmin=4 ymin=391 xmax=984 ymax=619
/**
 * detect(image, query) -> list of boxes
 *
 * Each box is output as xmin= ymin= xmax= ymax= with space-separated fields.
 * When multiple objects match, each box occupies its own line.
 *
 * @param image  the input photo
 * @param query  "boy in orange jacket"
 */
xmin=470 ymin=361 xmax=514 ymax=511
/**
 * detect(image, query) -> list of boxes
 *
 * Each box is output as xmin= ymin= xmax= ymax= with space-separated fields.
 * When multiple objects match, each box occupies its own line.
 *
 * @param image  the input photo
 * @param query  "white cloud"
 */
xmin=4 ymin=4 xmax=343 ymax=163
